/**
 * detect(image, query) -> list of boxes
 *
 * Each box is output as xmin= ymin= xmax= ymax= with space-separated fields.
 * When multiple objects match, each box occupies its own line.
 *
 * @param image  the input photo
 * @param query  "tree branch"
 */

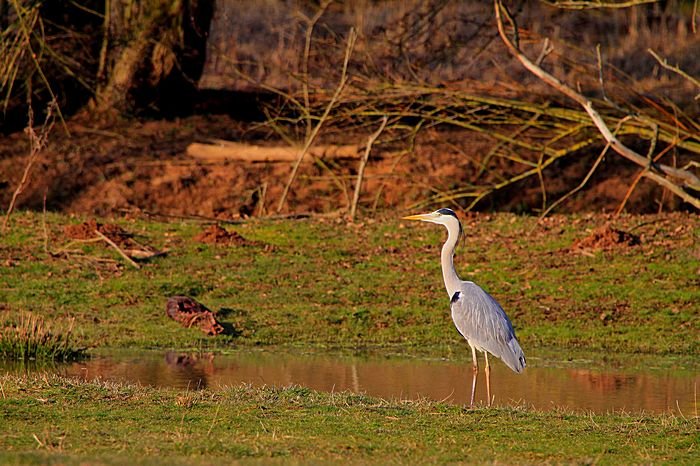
xmin=350 ymin=116 xmax=388 ymax=221
xmin=647 ymin=48 xmax=700 ymax=101
xmin=494 ymin=0 xmax=700 ymax=209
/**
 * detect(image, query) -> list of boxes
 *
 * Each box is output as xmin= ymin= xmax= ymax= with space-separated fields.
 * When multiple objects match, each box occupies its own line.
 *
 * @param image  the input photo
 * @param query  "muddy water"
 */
xmin=3 ymin=351 xmax=697 ymax=414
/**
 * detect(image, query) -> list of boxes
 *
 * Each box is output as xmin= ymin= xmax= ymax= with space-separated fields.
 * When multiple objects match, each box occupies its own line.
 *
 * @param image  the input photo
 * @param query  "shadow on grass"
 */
xmin=217 ymin=307 xmax=244 ymax=337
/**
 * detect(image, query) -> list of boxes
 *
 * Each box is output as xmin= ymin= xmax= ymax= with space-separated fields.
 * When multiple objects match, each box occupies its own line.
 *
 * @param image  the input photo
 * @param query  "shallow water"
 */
xmin=2 ymin=350 xmax=697 ymax=414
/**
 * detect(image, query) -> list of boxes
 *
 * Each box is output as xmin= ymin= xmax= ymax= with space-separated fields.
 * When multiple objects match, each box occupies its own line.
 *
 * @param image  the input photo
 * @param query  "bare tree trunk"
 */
xmin=96 ymin=0 xmax=182 ymax=112
xmin=95 ymin=0 xmax=213 ymax=113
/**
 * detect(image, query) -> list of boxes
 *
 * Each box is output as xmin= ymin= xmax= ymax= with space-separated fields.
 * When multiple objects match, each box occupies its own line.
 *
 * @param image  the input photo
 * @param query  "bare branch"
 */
xmin=647 ymin=48 xmax=700 ymax=100
xmin=494 ymin=0 xmax=700 ymax=209
xmin=350 ymin=116 xmax=389 ymax=221
xmin=3 ymin=100 xmax=57 ymax=233
xmin=540 ymin=116 xmax=633 ymax=218
xmin=540 ymin=142 xmax=610 ymax=219
xmin=301 ymin=1 xmax=333 ymax=139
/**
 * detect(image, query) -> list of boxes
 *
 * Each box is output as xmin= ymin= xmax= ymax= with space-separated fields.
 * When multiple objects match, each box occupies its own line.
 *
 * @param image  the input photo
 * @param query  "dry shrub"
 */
xmin=1 ymin=1 xmax=99 ymax=130
xmin=201 ymin=0 xmax=698 ymax=213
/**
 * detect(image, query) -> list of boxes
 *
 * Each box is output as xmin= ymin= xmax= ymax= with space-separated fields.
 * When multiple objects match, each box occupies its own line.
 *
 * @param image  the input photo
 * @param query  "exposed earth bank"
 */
xmin=0 ymin=113 xmax=692 ymax=220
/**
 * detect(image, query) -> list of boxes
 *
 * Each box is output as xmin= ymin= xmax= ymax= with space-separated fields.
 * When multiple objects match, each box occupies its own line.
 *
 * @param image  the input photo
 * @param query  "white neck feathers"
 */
xmin=440 ymin=217 xmax=462 ymax=298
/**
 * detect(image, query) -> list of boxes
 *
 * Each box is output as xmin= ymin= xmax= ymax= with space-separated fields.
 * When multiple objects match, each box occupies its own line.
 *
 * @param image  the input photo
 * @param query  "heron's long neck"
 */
xmin=441 ymin=224 xmax=462 ymax=298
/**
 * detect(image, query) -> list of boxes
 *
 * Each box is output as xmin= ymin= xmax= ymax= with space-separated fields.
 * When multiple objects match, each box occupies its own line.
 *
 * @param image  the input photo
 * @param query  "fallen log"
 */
xmin=186 ymin=140 xmax=360 ymax=162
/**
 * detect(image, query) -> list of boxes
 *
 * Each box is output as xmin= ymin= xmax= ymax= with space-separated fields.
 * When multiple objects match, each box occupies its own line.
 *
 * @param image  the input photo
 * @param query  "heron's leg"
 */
xmin=469 ymin=344 xmax=478 ymax=408
xmin=484 ymin=352 xmax=492 ymax=407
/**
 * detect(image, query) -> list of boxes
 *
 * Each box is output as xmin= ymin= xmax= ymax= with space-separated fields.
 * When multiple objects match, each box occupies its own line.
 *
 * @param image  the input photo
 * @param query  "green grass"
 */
xmin=1 ymin=211 xmax=698 ymax=464
xmin=0 ymin=211 xmax=698 ymax=359
xmin=0 ymin=374 xmax=696 ymax=465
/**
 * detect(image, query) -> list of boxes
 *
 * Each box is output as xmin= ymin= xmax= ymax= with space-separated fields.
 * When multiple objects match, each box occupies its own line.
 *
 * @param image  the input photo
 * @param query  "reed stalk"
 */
xmin=0 ymin=312 xmax=84 ymax=361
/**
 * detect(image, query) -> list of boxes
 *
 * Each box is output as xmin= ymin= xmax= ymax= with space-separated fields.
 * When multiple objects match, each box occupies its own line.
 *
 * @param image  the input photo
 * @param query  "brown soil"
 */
xmin=0 ymin=114 xmax=691 ymax=219
xmin=571 ymin=224 xmax=641 ymax=252
xmin=64 ymin=219 xmax=132 ymax=246
xmin=194 ymin=224 xmax=255 ymax=246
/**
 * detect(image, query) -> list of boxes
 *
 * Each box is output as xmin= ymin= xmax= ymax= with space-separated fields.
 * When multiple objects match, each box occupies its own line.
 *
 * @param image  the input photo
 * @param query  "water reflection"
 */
xmin=2 ymin=351 xmax=697 ymax=414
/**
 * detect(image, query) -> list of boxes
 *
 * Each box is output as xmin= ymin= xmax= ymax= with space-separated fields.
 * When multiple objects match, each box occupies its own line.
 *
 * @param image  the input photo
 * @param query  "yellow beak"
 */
xmin=402 ymin=213 xmax=434 ymax=221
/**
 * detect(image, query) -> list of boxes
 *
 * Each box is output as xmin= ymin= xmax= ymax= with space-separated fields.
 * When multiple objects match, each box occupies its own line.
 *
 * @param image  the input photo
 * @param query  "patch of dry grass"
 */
xmin=0 ymin=311 xmax=84 ymax=361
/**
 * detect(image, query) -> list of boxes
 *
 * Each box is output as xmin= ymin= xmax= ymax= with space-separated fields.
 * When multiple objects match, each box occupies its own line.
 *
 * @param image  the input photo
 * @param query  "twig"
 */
xmin=94 ymin=229 xmax=141 ymax=269
xmin=207 ymin=403 xmax=222 ymax=436
xmin=535 ymin=38 xmax=553 ymax=66
xmin=56 ymin=237 xmax=118 ymax=255
xmin=540 ymin=141 xmax=611 ymax=219
xmin=7 ymin=0 xmax=68 ymax=132
xmin=97 ymin=0 xmax=110 ymax=81
xmin=301 ymin=1 xmax=333 ymax=139
xmin=647 ymin=48 xmax=700 ymax=100
xmin=313 ymin=157 xmax=352 ymax=209
xmin=256 ymin=182 xmax=268 ymax=217
xmin=536 ymin=153 xmax=547 ymax=212
xmin=494 ymin=0 xmax=700 ymax=209
xmin=32 ymin=433 xmax=44 ymax=448
xmin=186 ymin=141 xmax=360 ymax=162
xmin=276 ymin=28 xmax=357 ymax=213
xmin=595 ymin=43 xmax=620 ymax=109
xmin=615 ymin=129 xmax=677 ymax=215
xmin=542 ymin=117 xmax=631 ymax=218
xmin=2 ymin=99 xmax=57 ymax=233
xmin=350 ymin=116 xmax=388 ymax=221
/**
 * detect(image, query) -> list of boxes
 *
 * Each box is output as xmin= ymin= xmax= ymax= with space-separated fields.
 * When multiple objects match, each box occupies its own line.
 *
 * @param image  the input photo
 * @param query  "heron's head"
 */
xmin=403 ymin=208 xmax=462 ymax=235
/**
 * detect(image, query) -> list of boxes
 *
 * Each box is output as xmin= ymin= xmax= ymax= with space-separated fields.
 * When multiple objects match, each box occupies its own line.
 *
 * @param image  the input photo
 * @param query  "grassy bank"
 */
xmin=0 ymin=374 xmax=697 ymax=464
xmin=1 ymin=211 xmax=698 ymax=358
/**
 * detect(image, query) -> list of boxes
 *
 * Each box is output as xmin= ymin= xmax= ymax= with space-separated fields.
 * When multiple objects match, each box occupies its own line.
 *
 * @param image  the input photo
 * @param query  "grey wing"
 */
xmin=450 ymin=282 xmax=526 ymax=373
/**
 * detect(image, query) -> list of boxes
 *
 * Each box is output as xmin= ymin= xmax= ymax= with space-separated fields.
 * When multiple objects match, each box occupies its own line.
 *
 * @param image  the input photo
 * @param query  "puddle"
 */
xmin=2 ymin=350 xmax=697 ymax=414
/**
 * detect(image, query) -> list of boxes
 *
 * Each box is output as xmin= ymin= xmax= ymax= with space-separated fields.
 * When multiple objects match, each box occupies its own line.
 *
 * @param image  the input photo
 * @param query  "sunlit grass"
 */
xmin=0 ymin=374 xmax=696 ymax=464
xmin=0 ymin=211 xmax=697 ymax=357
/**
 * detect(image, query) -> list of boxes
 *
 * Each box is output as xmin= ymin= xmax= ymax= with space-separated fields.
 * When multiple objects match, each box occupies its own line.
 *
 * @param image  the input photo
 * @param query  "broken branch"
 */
xmin=94 ymin=229 xmax=141 ymax=269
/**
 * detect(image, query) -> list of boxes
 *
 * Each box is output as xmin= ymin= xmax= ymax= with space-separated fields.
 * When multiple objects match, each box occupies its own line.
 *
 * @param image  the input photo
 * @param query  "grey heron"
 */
xmin=403 ymin=208 xmax=526 ymax=407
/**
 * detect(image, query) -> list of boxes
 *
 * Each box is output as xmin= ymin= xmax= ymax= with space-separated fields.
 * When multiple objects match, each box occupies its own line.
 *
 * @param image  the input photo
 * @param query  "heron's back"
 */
xmin=450 ymin=281 xmax=526 ymax=373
